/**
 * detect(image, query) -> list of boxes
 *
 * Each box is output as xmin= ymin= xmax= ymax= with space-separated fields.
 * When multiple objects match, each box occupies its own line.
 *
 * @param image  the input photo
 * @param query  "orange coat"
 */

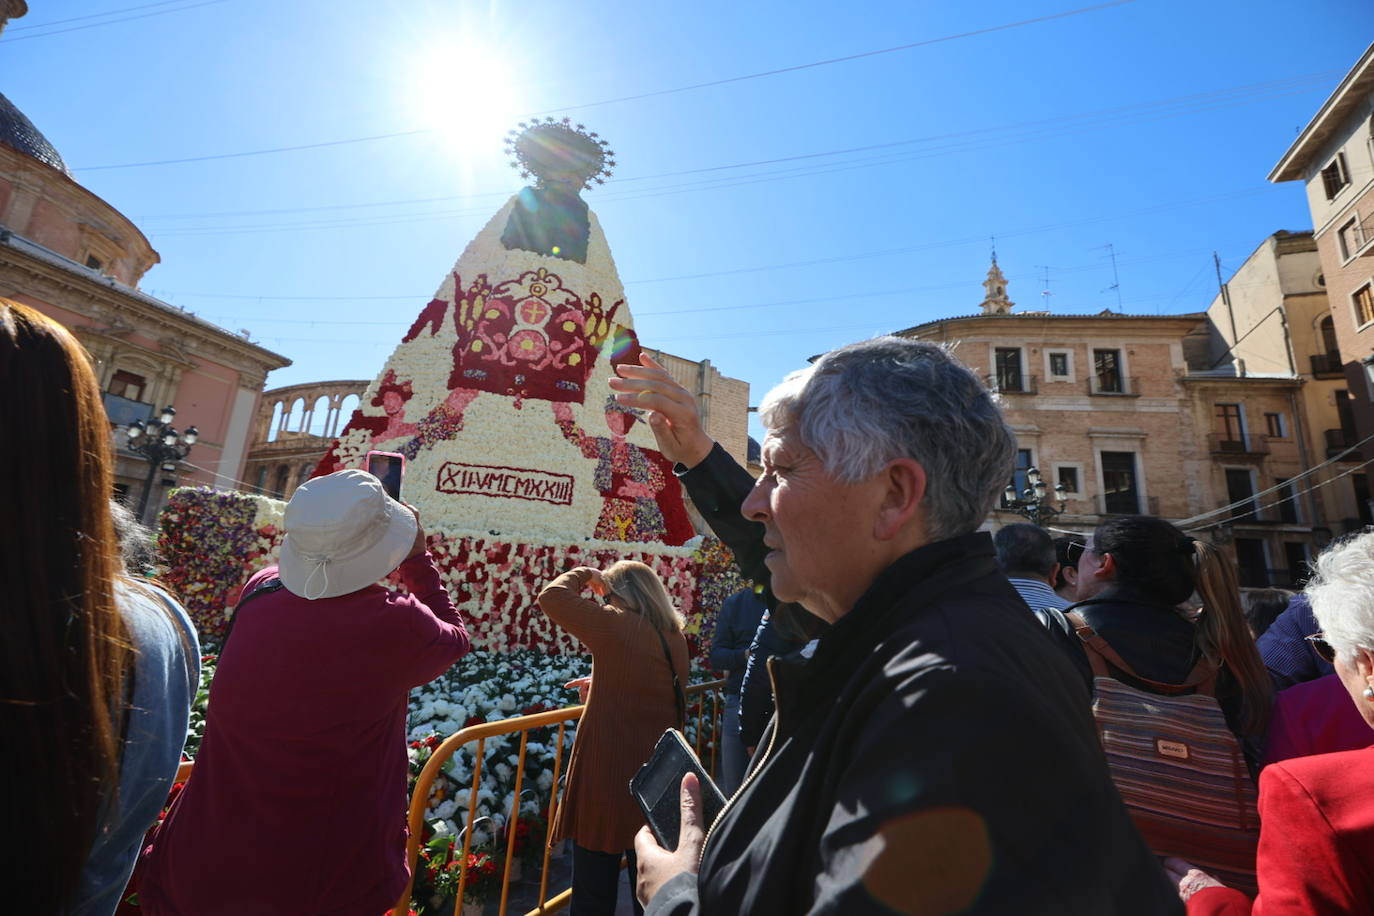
xmin=538 ymin=568 xmax=690 ymax=853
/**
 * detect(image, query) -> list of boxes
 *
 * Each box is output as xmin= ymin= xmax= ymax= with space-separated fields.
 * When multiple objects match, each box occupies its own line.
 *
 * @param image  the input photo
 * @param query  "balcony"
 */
xmin=1342 ymin=211 xmax=1374 ymax=260
xmin=1087 ymin=375 xmax=1138 ymax=397
xmin=1326 ymin=428 xmax=1360 ymax=460
xmin=102 ymin=393 xmax=154 ymax=428
xmin=985 ymin=373 xmax=1038 ymax=395
xmin=1310 ymin=352 xmax=1345 ymax=379
xmin=1209 ymin=433 xmax=1270 ymax=457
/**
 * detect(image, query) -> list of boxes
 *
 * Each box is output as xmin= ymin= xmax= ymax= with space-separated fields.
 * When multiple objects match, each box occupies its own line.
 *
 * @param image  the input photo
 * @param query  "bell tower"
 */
xmin=979 ymin=255 xmax=1014 ymax=315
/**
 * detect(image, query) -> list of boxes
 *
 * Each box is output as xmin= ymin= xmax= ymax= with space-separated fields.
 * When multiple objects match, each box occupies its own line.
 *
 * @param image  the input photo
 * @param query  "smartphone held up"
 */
xmin=365 ymin=450 xmax=405 ymax=501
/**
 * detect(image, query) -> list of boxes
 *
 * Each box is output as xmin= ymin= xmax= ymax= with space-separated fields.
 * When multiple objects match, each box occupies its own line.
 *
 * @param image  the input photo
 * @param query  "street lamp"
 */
xmin=124 ymin=405 xmax=198 ymax=521
xmin=1002 ymin=466 xmax=1068 ymax=527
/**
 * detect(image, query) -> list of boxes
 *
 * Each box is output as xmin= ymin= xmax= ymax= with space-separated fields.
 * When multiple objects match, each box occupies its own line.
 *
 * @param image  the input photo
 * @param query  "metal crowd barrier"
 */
xmin=388 ymin=678 xmax=725 ymax=916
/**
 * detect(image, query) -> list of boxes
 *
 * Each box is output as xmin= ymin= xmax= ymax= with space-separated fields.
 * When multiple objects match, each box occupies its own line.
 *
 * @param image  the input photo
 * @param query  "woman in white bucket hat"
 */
xmin=141 ymin=469 xmax=471 ymax=916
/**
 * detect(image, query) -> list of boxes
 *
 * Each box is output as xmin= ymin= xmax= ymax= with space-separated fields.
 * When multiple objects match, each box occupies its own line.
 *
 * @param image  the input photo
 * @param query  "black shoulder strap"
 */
xmin=652 ymin=623 xmax=687 ymax=729
xmin=221 ymin=576 xmax=284 ymax=650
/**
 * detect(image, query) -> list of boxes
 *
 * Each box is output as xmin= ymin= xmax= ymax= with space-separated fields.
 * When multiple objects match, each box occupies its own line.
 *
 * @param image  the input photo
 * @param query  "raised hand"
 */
xmin=608 ymin=353 xmax=714 ymax=468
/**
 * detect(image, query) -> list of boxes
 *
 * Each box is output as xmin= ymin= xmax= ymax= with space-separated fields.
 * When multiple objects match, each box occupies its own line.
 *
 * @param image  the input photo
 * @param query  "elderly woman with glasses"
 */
xmin=1166 ymin=530 xmax=1374 ymax=914
xmin=612 ymin=339 xmax=1180 ymax=915
xmin=538 ymin=561 xmax=691 ymax=916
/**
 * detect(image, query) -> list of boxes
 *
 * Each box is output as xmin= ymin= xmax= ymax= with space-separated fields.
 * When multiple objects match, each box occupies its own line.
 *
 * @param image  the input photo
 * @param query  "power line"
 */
xmin=0 ymin=0 xmax=227 ymax=43
xmin=5 ymin=0 xmax=196 ymax=31
xmin=71 ymin=1 xmax=1147 ymax=172
xmin=129 ymin=69 xmax=1340 ymax=218
xmin=525 ymin=0 xmax=1139 ymax=116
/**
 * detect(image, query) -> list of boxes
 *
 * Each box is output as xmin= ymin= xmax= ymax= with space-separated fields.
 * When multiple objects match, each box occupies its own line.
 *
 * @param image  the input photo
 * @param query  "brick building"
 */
xmin=888 ymin=258 xmax=1336 ymax=587
xmin=1269 ymin=43 xmax=1374 ymax=458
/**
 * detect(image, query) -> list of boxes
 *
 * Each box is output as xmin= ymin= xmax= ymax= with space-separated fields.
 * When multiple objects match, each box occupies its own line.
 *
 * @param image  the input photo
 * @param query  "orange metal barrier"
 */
xmin=389 ymin=678 xmax=725 ymax=916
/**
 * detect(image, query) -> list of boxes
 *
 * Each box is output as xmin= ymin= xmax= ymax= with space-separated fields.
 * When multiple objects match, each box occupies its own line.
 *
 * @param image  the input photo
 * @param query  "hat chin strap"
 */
xmin=300 ymin=555 xmax=330 ymax=601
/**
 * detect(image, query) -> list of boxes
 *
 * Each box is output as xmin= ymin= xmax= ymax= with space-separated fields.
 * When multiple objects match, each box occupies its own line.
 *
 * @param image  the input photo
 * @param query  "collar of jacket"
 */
xmin=769 ymin=530 xmax=1000 ymax=725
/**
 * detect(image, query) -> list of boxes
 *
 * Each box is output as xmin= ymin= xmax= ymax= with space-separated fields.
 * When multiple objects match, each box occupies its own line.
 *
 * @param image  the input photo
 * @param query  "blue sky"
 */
xmin=4 ymin=0 xmax=1371 ymax=440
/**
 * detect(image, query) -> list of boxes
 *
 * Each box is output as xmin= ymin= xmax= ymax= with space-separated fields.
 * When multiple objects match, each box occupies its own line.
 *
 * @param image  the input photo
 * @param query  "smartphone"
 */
xmin=365 ymin=450 xmax=405 ymax=501
xmin=629 ymin=729 xmax=727 ymax=851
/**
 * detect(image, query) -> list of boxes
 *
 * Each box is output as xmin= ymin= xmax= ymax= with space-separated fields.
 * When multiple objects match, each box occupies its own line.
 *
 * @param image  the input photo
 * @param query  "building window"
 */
xmin=1264 ymin=412 xmax=1286 ymax=438
xmin=107 ymin=369 xmax=146 ymax=402
xmin=1056 ymin=465 xmax=1079 ymax=494
xmin=1354 ymin=283 xmax=1374 ymax=327
xmin=994 ymin=347 xmax=1024 ymax=392
xmin=1275 ymin=477 xmax=1299 ymax=523
xmin=85 ymin=254 xmax=103 ymax=270
xmin=1226 ymin=468 xmax=1259 ymax=522
xmin=1355 ymin=473 xmax=1373 ymax=526
xmin=1338 ymin=216 xmax=1367 ymax=261
xmin=1233 ymin=538 xmax=1269 ymax=588
xmin=1093 ymin=349 xmax=1123 ymax=393
xmin=1100 ymin=451 xmax=1140 ymax=514
xmin=1004 ymin=448 xmax=1034 ymax=505
xmin=1284 ymin=542 xmax=1310 ymax=587
xmin=1215 ymin=403 xmax=1245 ymax=445
xmin=1322 ymin=152 xmax=1351 ymax=200
xmin=1047 ymin=351 xmax=1070 ymax=379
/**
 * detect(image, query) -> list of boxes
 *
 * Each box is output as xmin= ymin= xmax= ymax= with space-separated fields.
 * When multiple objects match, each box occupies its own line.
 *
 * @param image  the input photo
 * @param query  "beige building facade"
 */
xmin=891 ymin=260 xmax=1334 ymax=587
xmin=1270 ymin=43 xmax=1374 ymax=457
xmin=1204 ymin=230 xmax=1369 ymax=535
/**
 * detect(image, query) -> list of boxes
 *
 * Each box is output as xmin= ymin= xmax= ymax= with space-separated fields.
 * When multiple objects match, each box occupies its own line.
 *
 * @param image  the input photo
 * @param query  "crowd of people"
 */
xmin=10 ymin=287 xmax=1374 ymax=915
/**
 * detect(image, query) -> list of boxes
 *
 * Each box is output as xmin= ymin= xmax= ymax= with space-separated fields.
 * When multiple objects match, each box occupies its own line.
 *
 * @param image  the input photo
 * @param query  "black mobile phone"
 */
xmin=365 ymin=450 xmax=405 ymax=501
xmin=629 ymin=729 xmax=727 ymax=851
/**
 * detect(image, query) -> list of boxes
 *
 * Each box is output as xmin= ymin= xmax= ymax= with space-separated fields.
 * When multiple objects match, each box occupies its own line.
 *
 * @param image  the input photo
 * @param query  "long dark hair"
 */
xmin=0 ymin=300 xmax=134 ymax=909
xmin=1092 ymin=515 xmax=1272 ymax=735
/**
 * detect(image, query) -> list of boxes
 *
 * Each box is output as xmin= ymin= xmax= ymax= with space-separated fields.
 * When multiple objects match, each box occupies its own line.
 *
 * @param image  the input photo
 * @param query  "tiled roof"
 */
xmin=0 ymin=92 xmax=70 ymax=176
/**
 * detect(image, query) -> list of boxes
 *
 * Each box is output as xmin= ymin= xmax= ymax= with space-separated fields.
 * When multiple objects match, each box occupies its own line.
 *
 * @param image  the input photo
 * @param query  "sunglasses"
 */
xmin=1066 ymin=541 xmax=1088 ymax=564
xmin=1305 ymin=633 xmax=1338 ymax=665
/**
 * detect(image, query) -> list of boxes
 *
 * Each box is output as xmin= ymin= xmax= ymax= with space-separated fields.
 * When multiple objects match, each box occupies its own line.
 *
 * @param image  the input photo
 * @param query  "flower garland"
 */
xmin=154 ymin=488 xmax=742 ymax=660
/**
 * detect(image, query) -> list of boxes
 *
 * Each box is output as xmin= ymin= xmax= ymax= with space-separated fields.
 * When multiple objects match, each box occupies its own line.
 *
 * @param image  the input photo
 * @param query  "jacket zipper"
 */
xmin=697 ymin=654 xmax=785 ymax=866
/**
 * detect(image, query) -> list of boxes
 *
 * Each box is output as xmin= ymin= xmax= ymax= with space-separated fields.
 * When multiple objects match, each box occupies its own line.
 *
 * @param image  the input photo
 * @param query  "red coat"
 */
xmin=1188 ymin=745 xmax=1374 ymax=915
xmin=140 ymin=555 xmax=470 ymax=916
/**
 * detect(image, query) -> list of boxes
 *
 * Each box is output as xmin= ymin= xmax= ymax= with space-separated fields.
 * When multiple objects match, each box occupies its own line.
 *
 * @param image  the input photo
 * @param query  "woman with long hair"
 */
xmin=538 ymin=561 xmax=690 ymax=916
xmin=1074 ymin=515 xmax=1273 ymax=746
xmin=0 ymin=299 xmax=199 ymax=914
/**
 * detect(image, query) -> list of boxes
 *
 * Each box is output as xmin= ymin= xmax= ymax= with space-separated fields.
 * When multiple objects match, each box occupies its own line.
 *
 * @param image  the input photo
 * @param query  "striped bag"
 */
xmin=1067 ymin=613 xmax=1259 ymax=896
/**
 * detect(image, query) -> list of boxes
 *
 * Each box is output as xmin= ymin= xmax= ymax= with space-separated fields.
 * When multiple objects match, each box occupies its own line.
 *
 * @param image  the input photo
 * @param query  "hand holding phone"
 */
xmin=629 ymin=729 xmax=726 ymax=852
xmin=365 ymin=450 xmax=405 ymax=501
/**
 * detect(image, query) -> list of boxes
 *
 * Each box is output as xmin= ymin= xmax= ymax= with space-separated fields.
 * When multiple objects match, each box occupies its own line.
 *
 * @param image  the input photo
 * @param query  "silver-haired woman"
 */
xmin=1166 ymin=530 xmax=1374 ymax=913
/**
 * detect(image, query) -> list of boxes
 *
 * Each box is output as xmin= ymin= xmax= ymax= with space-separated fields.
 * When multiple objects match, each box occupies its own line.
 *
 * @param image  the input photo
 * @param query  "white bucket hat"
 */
xmin=278 ymin=469 xmax=418 ymax=600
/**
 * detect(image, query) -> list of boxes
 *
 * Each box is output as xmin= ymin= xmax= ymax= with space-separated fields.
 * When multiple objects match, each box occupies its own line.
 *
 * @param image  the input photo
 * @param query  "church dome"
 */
xmin=0 ymin=92 xmax=70 ymax=176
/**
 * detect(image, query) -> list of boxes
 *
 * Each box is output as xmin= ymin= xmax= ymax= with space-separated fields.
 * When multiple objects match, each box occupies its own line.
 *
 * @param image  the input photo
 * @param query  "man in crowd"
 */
xmin=707 ymin=586 xmax=769 ymax=794
xmin=611 ymin=337 xmax=1180 ymax=914
xmin=994 ymin=522 xmax=1071 ymax=612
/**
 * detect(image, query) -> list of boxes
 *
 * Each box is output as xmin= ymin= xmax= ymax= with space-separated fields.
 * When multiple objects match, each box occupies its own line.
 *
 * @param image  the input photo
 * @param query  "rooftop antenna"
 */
xmin=1096 ymin=243 xmax=1122 ymax=310
xmin=1036 ymin=265 xmax=1053 ymax=310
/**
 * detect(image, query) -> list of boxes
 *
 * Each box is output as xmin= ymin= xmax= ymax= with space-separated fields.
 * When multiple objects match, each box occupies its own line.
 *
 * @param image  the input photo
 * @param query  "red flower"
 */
xmin=463 ymin=714 xmax=486 ymax=728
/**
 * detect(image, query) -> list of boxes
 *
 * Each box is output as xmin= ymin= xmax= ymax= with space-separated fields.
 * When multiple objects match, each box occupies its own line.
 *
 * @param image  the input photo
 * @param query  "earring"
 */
xmin=1364 ymin=686 xmax=1374 ymax=701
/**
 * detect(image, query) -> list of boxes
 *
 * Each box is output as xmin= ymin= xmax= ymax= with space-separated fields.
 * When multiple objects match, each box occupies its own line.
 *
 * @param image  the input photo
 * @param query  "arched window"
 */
xmin=1321 ymin=315 xmax=1339 ymax=356
xmin=267 ymin=400 xmax=284 ymax=443
xmin=285 ymin=398 xmax=306 ymax=434
xmin=273 ymin=464 xmax=291 ymax=498
xmin=307 ymin=395 xmax=331 ymax=437
xmin=254 ymin=465 xmax=269 ymax=494
xmin=335 ymin=393 xmax=361 ymax=436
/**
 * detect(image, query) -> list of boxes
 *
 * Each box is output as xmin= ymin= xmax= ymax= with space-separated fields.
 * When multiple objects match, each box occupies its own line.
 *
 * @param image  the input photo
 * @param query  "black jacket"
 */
xmin=654 ymin=448 xmax=1180 ymax=915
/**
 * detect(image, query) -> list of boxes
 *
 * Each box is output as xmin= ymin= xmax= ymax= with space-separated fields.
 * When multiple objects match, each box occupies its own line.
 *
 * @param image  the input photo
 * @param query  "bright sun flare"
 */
xmin=406 ymin=41 xmax=525 ymax=159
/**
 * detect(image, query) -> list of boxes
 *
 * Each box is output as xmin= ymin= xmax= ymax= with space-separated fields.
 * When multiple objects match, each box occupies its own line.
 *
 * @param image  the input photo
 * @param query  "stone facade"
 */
xmin=893 ymin=291 xmax=1330 ymax=588
xmin=1204 ymin=230 xmax=1369 ymax=535
xmin=0 ymin=106 xmax=289 ymax=521
xmin=1270 ymin=45 xmax=1374 ymax=458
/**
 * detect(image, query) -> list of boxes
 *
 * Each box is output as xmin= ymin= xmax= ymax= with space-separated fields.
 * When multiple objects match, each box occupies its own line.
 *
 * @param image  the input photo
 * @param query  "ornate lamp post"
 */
xmin=1002 ymin=466 xmax=1068 ymax=527
xmin=124 ymin=405 xmax=198 ymax=522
